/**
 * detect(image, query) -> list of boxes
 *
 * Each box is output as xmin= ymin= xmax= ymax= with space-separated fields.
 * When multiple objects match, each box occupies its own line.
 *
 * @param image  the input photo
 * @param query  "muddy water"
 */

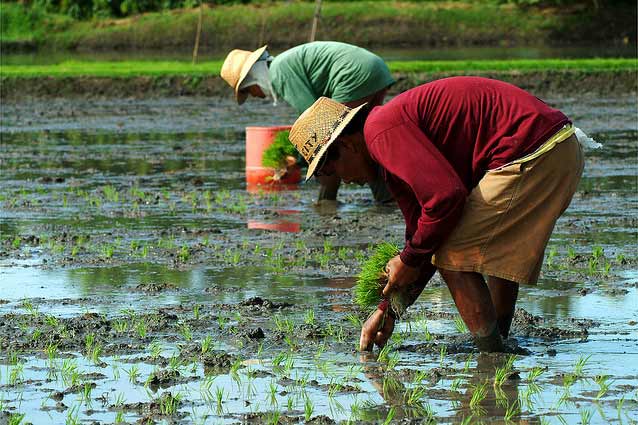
xmin=1 ymin=95 xmax=637 ymax=424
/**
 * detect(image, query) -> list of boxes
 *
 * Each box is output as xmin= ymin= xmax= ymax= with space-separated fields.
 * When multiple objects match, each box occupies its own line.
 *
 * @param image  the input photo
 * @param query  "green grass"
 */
xmin=1 ymin=58 xmax=634 ymax=78
xmin=2 ymin=1 xmax=633 ymax=53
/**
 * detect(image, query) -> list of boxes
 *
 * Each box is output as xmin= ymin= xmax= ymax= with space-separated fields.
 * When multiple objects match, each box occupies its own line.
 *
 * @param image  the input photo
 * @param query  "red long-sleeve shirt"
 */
xmin=364 ymin=77 xmax=569 ymax=269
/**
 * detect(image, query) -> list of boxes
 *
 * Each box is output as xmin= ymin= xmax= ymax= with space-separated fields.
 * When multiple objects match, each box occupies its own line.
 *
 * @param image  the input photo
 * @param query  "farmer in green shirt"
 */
xmin=221 ymin=41 xmax=395 ymax=203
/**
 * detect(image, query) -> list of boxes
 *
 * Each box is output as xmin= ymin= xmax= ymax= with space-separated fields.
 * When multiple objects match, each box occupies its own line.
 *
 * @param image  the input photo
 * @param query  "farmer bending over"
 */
xmin=220 ymin=41 xmax=395 ymax=204
xmin=288 ymin=77 xmax=585 ymax=352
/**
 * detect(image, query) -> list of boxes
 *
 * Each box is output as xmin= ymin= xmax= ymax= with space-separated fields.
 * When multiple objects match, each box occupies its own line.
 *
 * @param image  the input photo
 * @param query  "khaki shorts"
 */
xmin=432 ymin=135 xmax=584 ymax=285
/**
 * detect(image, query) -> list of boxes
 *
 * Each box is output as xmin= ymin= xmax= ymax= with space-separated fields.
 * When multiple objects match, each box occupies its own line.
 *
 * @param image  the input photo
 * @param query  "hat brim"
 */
xmin=305 ymin=102 xmax=368 ymax=181
xmin=234 ymin=45 xmax=268 ymax=104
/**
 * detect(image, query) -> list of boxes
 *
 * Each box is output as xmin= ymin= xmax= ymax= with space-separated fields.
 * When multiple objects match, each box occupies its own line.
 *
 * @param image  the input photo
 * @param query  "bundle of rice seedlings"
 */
xmin=354 ymin=242 xmax=403 ymax=315
xmin=261 ymin=130 xmax=297 ymax=169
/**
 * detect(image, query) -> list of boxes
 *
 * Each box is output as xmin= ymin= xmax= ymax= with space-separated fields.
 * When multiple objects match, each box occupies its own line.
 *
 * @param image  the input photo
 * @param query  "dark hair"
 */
xmin=340 ymin=105 xmax=371 ymax=136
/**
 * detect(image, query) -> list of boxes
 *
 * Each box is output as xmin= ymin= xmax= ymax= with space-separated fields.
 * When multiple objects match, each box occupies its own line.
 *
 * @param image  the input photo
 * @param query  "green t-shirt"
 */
xmin=269 ymin=41 xmax=395 ymax=114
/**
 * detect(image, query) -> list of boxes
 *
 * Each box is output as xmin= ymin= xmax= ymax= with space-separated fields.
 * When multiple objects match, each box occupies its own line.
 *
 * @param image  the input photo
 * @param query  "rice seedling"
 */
xmin=567 ymin=246 xmax=577 ymax=260
xmin=354 ymin=242 xmax=400 ymax=312
xmin=178 ymin=244 xmax=190 ymax=262
xmin=135 ymin=320 xmax=148 ymax=339
xmin=66 ymin=405 xmax=80 ymax=425
xmin=439 ymin=345 xmax=447 ymax=367
xmin=450 ymin=377 xmax=462 ymax=392
xmin=463 ymin=353 xmax=474 ymax=373
xmin=345 ymin=313 xmax=362 ymax=328
xmin=304 ymin=396 xmax=314 ymax=421
xmin=617 ymin=395 xmax=625 ymax=421
xmin=526 ymin=366 xmax=545 ymax=382
xmin=9 ymin=361 xmax=24 ymax=385
xmin=8 ymin=413 xmax=26 ymax=425
xmin=453 ymin=315 xmax=468 ymax=333
xmin=304 ymin=309 xmax=315 ymax=325
xmin=273 ymin=315 xmax=294 ymax=334
xmin=126 ymin=364 xmax=140 ymax=384
xmin=405 ymin=384 xmax=427 ymax=406
xmin=383 ymin=406 xmax=396 ymax=425
xmin=115 ymin=412 xmax=125 ymax=424
xmin=179 ymin=323 xmax=193 ymax=341
xmin=215 ymin=386 xmax=226 ymax=414
xmin=580 ymin=409 xmax=594 ymax=425
xmin=546 ymin=247 xmax=558 ymax=269
xmin=81 ymin=382 xmax=93 ymax=406
xmin=113 ymin=392 xmax=125 ymax=408
xmin=159 ymin=392 xmax=181 ymax=415
xmin=168 ymin=355 xmax=182 ymax=372
xmin=102 ymin=185 xmax=119 ymax=203
xmin=504 ymin=400 xmax=520 ymax=422
xmin=200 ymin=336 xmax=213 ymax=354
xmin=594 ymin=374 xmax=612 ymax=399
xmin=469 ymin=380 xmax=488 ymax=411
xmin=494 ymin=355 xmax=517 ymax=387
xmin=113 ymin=319 xmax=128 ymax=333
xmin=573 ymin=354 xmax=591 ymax=378
xmin=193 ymin=304 xmax=201 ymax=320
xmin=149 ymin=340 xmax=162 ymax=360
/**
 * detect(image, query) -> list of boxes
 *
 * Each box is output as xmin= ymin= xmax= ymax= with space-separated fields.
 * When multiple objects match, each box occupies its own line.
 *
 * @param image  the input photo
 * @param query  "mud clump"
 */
xmin=135 ymin=281 xmax=178 ymax=292
xmin=512 ymin=308 xmax=590 ymax=340
xmin=239 ymin=296 xmax=293 ymax=311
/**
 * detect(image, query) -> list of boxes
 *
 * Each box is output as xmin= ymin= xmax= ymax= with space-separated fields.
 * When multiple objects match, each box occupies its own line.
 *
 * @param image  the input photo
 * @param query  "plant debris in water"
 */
xmin=354 ymin=242 xmax=400 ymax=312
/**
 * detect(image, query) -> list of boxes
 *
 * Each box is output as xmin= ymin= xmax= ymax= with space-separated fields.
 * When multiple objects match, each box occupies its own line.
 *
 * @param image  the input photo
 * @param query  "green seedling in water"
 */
xmin=159 ymin=392 xmax=181 ymax=415
xmin=383 ymin=406 xmax=396 ymax=425
xmin=8 ymin=413 xmax=26 ymax=425
xmin=546 ymin=246 xmax=558 ymax=269
xmin=135 ymin=320 xmax=147 ymax=339
xmin=345 ymin=313 xmax=362 ymax=328
xmin=526 ymin=366 xmax=545 ymax=382
xmin=469 ymin=380 xmax=488 ymax=412
xmin=304 ymin=396 xmax=314 ymax=421
xmin=454 ymin=315 xmax=468 ymax=333
xmin=201 ymin=336 xmax=213 ymax=354
xmin=149 ymin=341 xmax=162 ymax=360
xmin=594 ymin=374 xmax=612 ymax=399
xmin=126 ymin=365 xmax=140 ymax=383
xmin=580 ymin=409 xmax=594 ymax=425
xmin=102 ymin=185 xmax=119 ymax=203
xmin=304 ymin=309 xmax=315 ymax=325
xmin=504 ymin=399 xmax=520 ymax=421
xmin=439 ymin=345 xmax=447 ymax=366
xmin=573 ymin=354 xmax=591 ymax=377
xmin=354 ymin=242 xmax=401 ymax=312
xmin=179 ymin=323 xmax=193 ymax=341
xmin=494 ymin=355 xmax=517 ymax=387
xmin=178 ymin=244 xmax=190 ymax=262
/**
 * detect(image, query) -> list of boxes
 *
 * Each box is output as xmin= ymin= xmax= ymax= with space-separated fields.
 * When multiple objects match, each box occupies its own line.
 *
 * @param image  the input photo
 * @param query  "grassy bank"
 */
xmin=2 ymin=1 xmax=636 ymax=52
xmin=2 ymin=58 xmax=635 ymax=78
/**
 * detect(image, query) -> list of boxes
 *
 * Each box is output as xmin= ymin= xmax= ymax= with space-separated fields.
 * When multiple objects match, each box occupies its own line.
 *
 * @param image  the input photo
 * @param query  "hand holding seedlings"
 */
xmin=382 ymin=254 xmax=421 ymax=298
xmin=359 ymin=307 xmax=395 ymax=351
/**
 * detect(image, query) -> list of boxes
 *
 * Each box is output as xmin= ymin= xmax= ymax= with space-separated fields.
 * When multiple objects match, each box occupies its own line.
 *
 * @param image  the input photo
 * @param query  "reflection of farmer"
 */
xmin=288 ymin=77 xmax=586 ymax=352
xmin=220 ymin=41 xmax=395 ymax=203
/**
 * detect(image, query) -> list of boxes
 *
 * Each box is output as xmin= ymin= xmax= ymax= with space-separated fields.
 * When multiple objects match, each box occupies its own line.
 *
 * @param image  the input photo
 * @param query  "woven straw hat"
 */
xmin=220 ymin=45 xmax=268 ymax=105
xmin=289 ymin=97 xmax=367 ymax=181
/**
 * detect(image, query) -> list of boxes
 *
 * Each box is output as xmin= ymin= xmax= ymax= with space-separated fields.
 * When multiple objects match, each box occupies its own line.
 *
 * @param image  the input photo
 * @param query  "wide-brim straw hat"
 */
xmin=289 ymin=97 xmax=367 ymax=181
xmin=220 ymin=45 xmax=268 ymax=105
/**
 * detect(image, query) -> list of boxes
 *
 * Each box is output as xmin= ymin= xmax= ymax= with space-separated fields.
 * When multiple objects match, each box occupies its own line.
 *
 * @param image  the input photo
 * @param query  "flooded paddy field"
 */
xmin=1 ymin=94 xmax=637 ymax=424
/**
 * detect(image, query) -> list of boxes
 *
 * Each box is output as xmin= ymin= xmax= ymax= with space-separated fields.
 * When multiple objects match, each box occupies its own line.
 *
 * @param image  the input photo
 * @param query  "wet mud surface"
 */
xmin=1 ymin=94 xmax=637 ymax=423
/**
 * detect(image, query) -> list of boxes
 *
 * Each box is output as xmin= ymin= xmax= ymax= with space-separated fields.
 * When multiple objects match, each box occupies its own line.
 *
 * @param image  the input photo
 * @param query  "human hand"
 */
xmin=382 ymin=254 xmax=420 ymax=298
xmin=359 ymin=308 xmax=395 ymax=351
